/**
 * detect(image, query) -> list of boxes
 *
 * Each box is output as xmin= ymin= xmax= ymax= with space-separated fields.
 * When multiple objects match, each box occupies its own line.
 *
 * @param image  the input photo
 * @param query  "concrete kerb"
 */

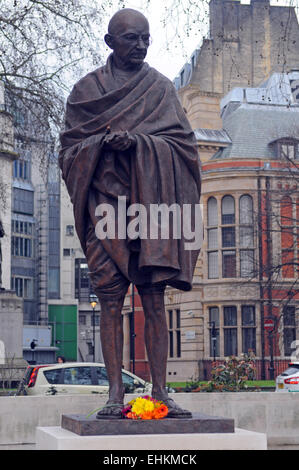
xmin=0 ymin=392 xmax=298 ymax=447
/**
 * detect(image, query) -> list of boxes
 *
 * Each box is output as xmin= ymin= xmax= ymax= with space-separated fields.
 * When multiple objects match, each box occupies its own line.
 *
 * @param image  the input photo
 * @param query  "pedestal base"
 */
xmin=36 ymin=426 xmax=267 ymax=450
xmin=62 ymin=412 xmax=234 ymax=436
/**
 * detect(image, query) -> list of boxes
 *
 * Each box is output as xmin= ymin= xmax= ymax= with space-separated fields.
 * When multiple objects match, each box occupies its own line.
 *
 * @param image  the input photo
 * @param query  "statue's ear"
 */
xmin=105 ymin=34 xmax=114 ymax=49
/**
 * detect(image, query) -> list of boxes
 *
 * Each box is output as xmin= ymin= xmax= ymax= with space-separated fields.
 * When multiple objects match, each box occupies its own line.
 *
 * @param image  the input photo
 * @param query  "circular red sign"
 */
xmin=264 ymin=319 xmax=275 ymax=331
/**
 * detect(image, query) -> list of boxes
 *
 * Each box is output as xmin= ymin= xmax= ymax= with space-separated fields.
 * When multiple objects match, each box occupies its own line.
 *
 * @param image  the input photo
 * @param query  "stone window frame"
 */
xmin=66 ymin=224 xmax=74 ymax=236
xmin=11 ymin=275 xmax=34 ymax=299
xmin=278 ymin=139 xmax=299 ymax=161
xmin=11 ymin=219 xmax=34 ymax=259
xmin=206 ymin=193 xmax=256 ymax=280
xmin=283 ymin=305 xmax=296 ymax=357
xmin=207 ymin=304 xmax=257 ymax=358
xmin=207 ymin=196 xmax=219 ymax=279
xmin=239 ymin=194 xmax=255 ymax=278
xmin=167 ymin=308 xmax=181 ymax=359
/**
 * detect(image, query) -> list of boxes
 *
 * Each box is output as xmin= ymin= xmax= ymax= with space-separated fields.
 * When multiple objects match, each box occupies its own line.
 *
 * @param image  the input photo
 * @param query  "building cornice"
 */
xmin=0 ymin=150 xmax=18 ymax=161
xmin=202 ymin=157 xmax=298 ymax=174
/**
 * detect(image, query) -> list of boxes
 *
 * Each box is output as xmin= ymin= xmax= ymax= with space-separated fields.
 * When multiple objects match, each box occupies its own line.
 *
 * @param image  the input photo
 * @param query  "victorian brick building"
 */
xmin=162 ymin=0 xmax=299 ymax=382
xmin=199 ymin=71 xmax=299 ymax=380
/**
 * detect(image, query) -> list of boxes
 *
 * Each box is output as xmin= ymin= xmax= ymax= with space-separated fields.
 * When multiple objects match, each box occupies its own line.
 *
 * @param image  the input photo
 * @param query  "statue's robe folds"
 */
xmin=59 ymin=55 xmax=201 ymax=299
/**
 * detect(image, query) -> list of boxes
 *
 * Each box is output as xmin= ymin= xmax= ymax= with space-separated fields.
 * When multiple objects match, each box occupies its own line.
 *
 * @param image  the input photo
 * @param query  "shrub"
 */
xmin=203 ymin=352 xmax=256 ymax=392
xmin=184 ymin=377 xmax=201 ymax=392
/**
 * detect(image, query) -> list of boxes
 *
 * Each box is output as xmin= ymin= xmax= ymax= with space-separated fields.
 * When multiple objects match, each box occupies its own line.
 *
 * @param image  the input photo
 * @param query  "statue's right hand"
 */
xmin=104 ymin=131 xmax=136 ymax=151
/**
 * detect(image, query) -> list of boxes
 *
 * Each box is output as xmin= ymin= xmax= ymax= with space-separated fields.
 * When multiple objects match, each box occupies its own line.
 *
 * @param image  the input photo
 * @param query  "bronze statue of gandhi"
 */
xmin=59 ymin=8 xmax=201 ymax=419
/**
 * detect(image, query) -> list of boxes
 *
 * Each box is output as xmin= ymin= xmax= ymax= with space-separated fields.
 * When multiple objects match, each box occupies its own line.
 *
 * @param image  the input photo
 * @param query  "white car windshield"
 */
xmin=281 ymin=365 xmax=299 ymax=376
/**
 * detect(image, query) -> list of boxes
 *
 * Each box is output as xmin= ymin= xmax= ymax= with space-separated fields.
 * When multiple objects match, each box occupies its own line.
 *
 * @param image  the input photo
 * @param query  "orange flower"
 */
xmin=140 ymin=411 xmax=154 ymax=420
xmin=127 ymin=411 xmax=138 ymax=420
xmin=153 ymin=404 xmax=168 ymax=419
xmin=123 ymin=397 xmax=169 ymax=420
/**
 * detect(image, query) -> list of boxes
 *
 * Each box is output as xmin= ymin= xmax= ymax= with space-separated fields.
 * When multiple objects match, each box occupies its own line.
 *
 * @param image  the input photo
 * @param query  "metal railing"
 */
xmin=199 ymin=358 xmax=291 ymax=381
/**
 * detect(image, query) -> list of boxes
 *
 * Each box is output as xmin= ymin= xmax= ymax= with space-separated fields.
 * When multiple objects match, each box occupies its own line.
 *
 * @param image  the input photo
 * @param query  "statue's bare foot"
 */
xmin=96 ymin=400 xmax=124 ymax=420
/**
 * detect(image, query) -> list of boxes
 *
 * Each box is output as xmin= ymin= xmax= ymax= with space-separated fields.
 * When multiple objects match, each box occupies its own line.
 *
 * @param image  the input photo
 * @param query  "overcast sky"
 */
xmin=101 ymin=0 xmax=209 ymax=80
xmin=100 ymin=0 xmax=299 ymax=81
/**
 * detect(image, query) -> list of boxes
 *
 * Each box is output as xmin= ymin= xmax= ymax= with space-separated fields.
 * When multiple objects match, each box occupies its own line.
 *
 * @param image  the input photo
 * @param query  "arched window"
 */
xmin=221 ymin=196 xmax=236 ymax=277
xmin=207 ymin=197 xmax=218 ymax=226
xmin=221 ymin=195 xmax=235 ymax=224
xmin=206 ymin=194 xmax=256 ymax=280
xmin=239 ymin=195 xmax=253 ymax=224
xmin=207 ymin=197 xmax=218 ymax=279
xmin=239 ymin=195 xmax=254 ymax=278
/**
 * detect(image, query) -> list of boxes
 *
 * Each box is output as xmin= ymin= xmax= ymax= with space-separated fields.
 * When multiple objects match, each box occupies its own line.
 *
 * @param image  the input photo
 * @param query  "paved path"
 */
xmin=0 ymin=444 xmax=36 ymax=450
xmin=1 ymin=443 xmax=299 ymax=450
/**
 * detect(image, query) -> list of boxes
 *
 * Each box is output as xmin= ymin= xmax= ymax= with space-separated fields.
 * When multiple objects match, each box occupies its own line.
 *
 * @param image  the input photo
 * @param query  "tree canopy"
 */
xmin=0 ymin=0 xmax=124 ymax=133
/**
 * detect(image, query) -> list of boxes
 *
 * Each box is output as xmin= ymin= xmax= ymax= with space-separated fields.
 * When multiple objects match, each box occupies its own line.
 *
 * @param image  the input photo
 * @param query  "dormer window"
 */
xmin=276 ymin=139 xmax=299 ymax=161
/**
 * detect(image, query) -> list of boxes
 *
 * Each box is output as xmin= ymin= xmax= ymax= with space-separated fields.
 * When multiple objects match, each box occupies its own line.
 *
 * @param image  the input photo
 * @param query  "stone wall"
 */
xmin=0 ymin=290 xmax=27 ymax=381
xmin=0 ymin=290 xmax=23 ymax=358
xmin=0 ymin=392 xmax=298 ymax=447
xmin=178 ymin=0 xmax=299 ymax=129
xmin=0 ymin=82 xmax=18 ymax=289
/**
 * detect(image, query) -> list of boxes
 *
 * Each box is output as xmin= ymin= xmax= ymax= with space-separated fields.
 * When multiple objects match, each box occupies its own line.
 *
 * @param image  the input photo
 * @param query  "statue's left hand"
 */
xmin=104 ymin=131 xmax=136 ymax=151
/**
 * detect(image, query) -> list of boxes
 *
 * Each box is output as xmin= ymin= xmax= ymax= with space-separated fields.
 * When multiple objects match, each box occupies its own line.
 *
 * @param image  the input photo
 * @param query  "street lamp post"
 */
xmin=30 ymin=339 xmax=38 ymax=365
xmin=129 ymin=284 xmax=136 ymax=375
xmin=89 ymin=294 xmax=98 ymax=363
xmin=264 ymin=317 xmax=276 ymax=380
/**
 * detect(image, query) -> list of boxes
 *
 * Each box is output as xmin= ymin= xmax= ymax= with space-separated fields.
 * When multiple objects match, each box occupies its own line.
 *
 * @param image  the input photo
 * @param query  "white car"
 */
xmin=275 ymin=362 xmax=299 ymax=392
xmin=21 ymin=362 xmax=152 ymax=396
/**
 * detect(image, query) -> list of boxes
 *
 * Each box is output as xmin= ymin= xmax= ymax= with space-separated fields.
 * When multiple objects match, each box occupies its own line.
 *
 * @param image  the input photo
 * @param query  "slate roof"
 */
xmin=210 ymin=71 xmax=299 ymax=160
xmin=173 ymin=49 xmax=201 ymax=90
xmin=212 ymin=105 xmax=299 ymax=160
xmin=194 ymin=128 xmax=231 ymax=145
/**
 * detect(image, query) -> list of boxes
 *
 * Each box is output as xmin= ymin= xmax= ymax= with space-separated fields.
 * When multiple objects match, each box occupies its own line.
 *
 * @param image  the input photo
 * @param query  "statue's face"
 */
xmin=105 ymin=12 xmax=150 ymax=69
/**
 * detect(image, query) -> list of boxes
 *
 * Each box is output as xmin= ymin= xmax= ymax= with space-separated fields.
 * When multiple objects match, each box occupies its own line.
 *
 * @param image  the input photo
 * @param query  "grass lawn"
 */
xmin=168 ymin=380 xmax=276 ymax=389
xmin=246 ymin=380 xmax=275 ymax=388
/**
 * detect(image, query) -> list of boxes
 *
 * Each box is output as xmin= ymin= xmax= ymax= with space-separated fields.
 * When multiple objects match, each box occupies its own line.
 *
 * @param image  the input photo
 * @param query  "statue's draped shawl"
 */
xmin=59 ymin=55 xmax=201 ymax=291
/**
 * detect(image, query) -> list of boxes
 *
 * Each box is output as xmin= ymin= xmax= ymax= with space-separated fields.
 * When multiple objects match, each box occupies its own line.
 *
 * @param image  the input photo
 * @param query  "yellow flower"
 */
xmin=143 ymin=400 xmax=155 ymax=412
xmin=132 ymin=397 xmax=155 ymax=416
xmin=128 ymin=399 xmax=136 ymax=406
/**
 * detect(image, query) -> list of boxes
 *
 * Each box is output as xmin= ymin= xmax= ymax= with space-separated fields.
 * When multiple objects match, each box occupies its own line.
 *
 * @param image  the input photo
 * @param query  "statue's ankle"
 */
xmin=152 ymin=387 xmax=168 ymax=401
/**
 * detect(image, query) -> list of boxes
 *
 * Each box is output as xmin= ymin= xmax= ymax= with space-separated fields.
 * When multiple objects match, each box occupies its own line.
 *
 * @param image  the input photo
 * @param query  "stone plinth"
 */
xmin=61 ymin=412 xmax=234 ymax=436
xmin=0 ymin=289 xmax=23 ymax=357
xmin=0 ymin=290 xmax=27 ymax=379
xmin=36 ymin=426 xmax=267 ymax=450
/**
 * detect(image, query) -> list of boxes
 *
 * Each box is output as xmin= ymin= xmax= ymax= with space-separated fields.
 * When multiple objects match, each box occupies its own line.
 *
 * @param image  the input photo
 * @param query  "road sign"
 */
xmin=264 ymin=319 xmax=275 ymax=331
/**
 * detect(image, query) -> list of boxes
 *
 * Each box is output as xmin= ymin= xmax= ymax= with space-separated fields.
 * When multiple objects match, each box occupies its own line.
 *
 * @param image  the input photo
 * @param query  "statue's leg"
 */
xmin=139 ymin=286 xmax=192 ymax=418
xmin=96 ymin=295 xmax=126 ymax=419
xmin=84 ymin=219 xmax=130 ymax=418
xmin=139 ymin=290 xmax=169 ymax=401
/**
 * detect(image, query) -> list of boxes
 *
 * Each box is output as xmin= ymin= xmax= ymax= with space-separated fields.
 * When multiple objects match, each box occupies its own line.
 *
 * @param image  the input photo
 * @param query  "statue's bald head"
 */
xmin=105 ymin=8 xmax=150 ymax=70
xmin=108 ymin=8 xmax=149 ymax=36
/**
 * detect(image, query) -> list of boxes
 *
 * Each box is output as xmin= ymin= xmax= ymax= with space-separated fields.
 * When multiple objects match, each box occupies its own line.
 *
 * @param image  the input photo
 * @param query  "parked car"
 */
xmin=21 ymin=362 xmax=152 ymax=396
xmin=275 ymin=362 xmax=299 ymax=392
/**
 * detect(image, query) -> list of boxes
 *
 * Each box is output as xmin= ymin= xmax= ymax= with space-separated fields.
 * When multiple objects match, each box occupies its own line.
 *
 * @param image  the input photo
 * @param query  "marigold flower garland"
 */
xmin=122 ymin=396 xmax=168 ymax=420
